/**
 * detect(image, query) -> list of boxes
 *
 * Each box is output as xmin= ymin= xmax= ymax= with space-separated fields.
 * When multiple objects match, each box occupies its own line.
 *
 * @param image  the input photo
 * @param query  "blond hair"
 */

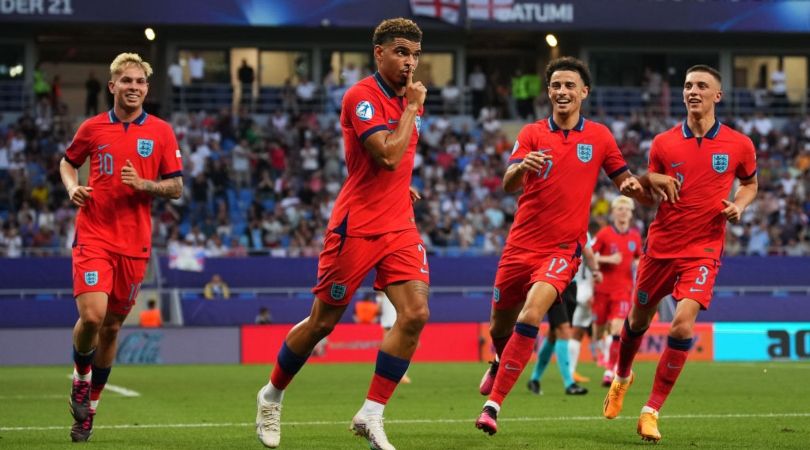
xmin=110 ymin=52 xmax=153 ymax=78
xmin=611 ymin=195 xmax=635 ymax=210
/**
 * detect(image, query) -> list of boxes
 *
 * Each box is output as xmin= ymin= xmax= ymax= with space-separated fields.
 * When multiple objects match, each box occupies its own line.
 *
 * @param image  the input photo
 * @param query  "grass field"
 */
xmin=1 ymin=361 xmax=808 ymax=449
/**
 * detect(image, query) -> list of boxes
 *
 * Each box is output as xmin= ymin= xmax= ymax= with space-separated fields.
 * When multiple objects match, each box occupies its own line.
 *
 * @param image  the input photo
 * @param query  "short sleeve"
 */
xmin=633 ymin=232 xmax=643 ymax=257
xmin=735 ymin=136 xmax=757 ymax=180
xmin=648 ymin=137 xmax=665 ymax=174
xmin=64 ymin=121 xmax=92 ymax=168
xmin=507 ymin=125 xmax=535 ymax=165
xmin=600 ymin=131 xmax=628 ymax=179
xmin=591 ymin=228 xmax=607 ymax=254
xmin=160 ymin=125 xmax=183 ymax=179
xmin=343 ymin=85 xmax=388 ymax=143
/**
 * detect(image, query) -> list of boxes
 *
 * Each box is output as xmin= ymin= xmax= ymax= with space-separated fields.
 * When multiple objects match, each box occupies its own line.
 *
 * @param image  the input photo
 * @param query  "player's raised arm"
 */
xmin=364 ymin=71 xmax=425 ymax=171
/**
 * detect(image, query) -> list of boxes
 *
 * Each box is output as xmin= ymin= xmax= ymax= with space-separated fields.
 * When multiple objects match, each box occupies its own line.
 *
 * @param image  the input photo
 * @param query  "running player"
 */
xmin=474 ymin=56 xmax=673 ymax=436
xmin=61 ymin=52 xmax=183 ymax=442
xmin=603 ymin=65 xmax=757 ymax=443
xmin=255 ymin=18 xmax=428 ymax=450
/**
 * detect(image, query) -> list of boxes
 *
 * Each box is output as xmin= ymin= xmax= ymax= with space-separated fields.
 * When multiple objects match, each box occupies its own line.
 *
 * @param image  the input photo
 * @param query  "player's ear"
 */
xmin=581 ymin=85 xmax=589 ymax=100
xmin=714 ymin=89 xmax=723 ymax=104
xmin=373 ymin=45 xmax=384 ymax=64
xmin=108 ymin=80 xmax=115 ymax=94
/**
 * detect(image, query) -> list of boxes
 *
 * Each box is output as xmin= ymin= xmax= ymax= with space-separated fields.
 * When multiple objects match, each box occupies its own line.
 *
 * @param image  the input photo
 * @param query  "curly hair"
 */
xmin=545 ymin=56 xmax=591 ymax=88
xmin=110 ymin=52 xmax=153 ymax=78
xmin=372 ymin=18 xmax=422 ymax=46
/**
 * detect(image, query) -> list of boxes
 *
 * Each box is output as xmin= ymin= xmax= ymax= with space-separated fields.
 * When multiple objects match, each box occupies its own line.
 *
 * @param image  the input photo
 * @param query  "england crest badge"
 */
xmin=577 ymin=143 xmax=592 ymax=163
xmin=84 ymin=271 xmax=99 ymax=286
xmin=330 ymin=283 xmax=347 ymax=301
xmin=712 ymin=153 xmax=729 ymax=173
xmin=137 ymin=139 xmax=154 ymax=157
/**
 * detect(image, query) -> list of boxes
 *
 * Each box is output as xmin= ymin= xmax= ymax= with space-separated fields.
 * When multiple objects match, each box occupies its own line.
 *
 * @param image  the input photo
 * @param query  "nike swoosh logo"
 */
xmin=544 ymin=273 xmax=559 ymax=279
xmin=689 ymin=287 xmax=703 ymax=293
xmin=388 ymin=119 xmax=399 ymax=124
xmin=420 ymin=268 xmax=429 ymax=274
xmin=98 ymin=144 xmax=111 ymax=150
xmin=671 ymin=162 xmax=684 ymax=168
xmin=666 ymin=363 xmax=682 ymax=369
xmin=504 ymin=363 xmax=521 ymax=372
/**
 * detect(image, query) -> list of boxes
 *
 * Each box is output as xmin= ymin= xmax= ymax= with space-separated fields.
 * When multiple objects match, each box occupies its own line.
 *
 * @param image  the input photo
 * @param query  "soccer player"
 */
xmin=255 ymin=18 xmax=428 ymax=450
xmin=591 ymin=196 xmax=642 ymax=386
xmin=603 ymin=65 xmax=757 ymax=443
xmin=377 ymin=290 xmax=411 ymax=384
xmin=569 ymin=233 xmax=601 ymax=383
xmin=61 ymin=53 xmax=183 ymax=442
xmin=474 ymin=56 xmax=670 ymax=435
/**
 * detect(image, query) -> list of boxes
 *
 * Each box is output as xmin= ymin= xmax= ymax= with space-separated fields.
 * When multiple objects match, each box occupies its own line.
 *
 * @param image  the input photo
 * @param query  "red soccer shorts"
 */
xmin=312 ymin=228 xmax=429 ymax=306
xmin=491 ymin=244 xmax=580 ymax=310
xmin=72 ymin=245 xmax=148 ymax=316
xmin=633 ymin=255 xmax=720 ymax=310
xmin=592 ymin=289 xmax=632 ymax=326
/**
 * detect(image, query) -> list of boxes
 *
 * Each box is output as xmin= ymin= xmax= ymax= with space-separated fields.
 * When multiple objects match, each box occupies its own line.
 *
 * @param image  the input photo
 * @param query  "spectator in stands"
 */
xmin=295 ymin=76 xmax=318 ymax=112
xmin=441 ymin=78 xmax=462 ymax=114
xmin=281 ymin=79 xmax=299 ymax=115
xmin=769 ymin=59 xmax=788 ymax=113
xmin=468 ymin=64 xmax=487 ymax=118
xmin=352 ymin=296 xmax=379 ymax=324
xmin=1 ymin=225 xmax=22 ymax=257
xmin=33 ymin=62 xmax=50 ymax=102
xmin=238 ymin=59 xmax=255 ymax=109
xmin=746 ymin=221 xmax=770 ymax=256
xmin=139 ymin=300 xmax=162 ymax=328
xmin=203 ymin=274 xmax=231 ymax=299
xmin=341 ymin=61 xmax=361 ymax=87
xmin=168 ymin=60 xmax=183 ymax=88
xmin=255 ymin=306 xmax=273 ymax=325
xmin=188 ymin=52 xmax=205 ymax=84
xmin=84 ymin=72 xmax=101 ymax=116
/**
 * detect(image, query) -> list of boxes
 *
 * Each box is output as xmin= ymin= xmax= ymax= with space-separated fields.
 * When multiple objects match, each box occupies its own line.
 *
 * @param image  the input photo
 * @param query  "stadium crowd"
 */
xmin=1 ymin=84 xmax=809 ymax=258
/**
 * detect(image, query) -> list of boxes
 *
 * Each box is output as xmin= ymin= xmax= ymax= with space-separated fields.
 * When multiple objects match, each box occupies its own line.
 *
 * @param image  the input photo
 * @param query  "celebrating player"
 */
xmin=474 ymin=56 xmax=669 ymax=436
xmin=591 ymin=196 xmax=642 ymax=386
xmin=61 ymin=53 xmax=183 ymax=442
xmin=603 ymin=65 xmax=757 ymax=443
xmin=255 ymin=18 xmax=428 ymax=450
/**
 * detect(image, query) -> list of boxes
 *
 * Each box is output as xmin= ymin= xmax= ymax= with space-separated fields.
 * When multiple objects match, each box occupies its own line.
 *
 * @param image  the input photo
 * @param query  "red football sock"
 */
xmin=489 ymin=325 xmax=537 ymax=406
xmin=90 ymin=384 xmax=105 ymax=402
xmin=646 ymin=341 xmax=690 ymax=411
xmin=616 ymin=320 xmax=646 ymax=378
xmin=269 ymin=364 xmax=294 ymax=390
xmin=366 ymin=374 xmax=399 ymax=405
xmin=608 ymin=335 xmax=620 ymax=371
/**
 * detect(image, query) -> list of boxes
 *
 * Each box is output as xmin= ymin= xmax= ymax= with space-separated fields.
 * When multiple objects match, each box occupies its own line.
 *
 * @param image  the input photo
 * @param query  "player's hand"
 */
xmin=405 ymin=70 xmax=427 ymax=108
xmin=648 ymin=172 xmax=681 ymax=204
xmin=604 ymin=252 xmax=622 ymax=265
xmin=721 ymin=199 xmax=743 ymax=224
xmin=619 ymin=176 xmax=642 ymax=196
xmin=592 ymin=270 xmax=604 ymax=284
xmin=121 ymin=159 xmax=145 ymax=191
xmin=519 ymin=150 xmax=552 ymax=173
xmin=409 ymin=186 xmax=421 ymax=202
xmin=68 ymin=185 xmax=93 ymax=207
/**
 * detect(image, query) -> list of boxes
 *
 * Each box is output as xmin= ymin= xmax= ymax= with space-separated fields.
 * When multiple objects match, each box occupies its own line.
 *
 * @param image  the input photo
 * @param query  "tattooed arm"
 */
xmin=121 ymin=159 xmax=183 ymax=199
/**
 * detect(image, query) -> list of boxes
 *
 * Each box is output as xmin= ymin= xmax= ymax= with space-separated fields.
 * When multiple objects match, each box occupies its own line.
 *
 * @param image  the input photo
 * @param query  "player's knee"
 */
xmin=79 ymin=314 xmax=104 ymax=332
xmin=307 ymin=318 xmax=337 ymax=339
xmin=398 ymin=304 xmax=430 ymax=332
xmin=668 ymin=321 xmax=693 ymax=340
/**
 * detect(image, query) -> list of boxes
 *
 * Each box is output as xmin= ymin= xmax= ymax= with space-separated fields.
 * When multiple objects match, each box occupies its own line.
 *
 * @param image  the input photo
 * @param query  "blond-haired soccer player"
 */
xmin=591 ymin=196 xmax=642 ymax=386
xmin=604 ymin=65 xmax=757 ymax=443
xmin=255 ymin=18 xmax=428 ymax=450
xmin=61 ymin=52 xmax=183 ymax=442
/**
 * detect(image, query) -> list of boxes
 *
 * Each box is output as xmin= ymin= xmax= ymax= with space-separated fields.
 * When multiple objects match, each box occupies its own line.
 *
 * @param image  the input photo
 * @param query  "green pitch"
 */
xmin=1 ymin=361 xmax=808 ymax=449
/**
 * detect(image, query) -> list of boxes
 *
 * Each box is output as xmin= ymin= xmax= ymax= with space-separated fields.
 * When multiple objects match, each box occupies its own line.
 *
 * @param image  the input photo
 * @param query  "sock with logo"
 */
xmin=489 ymin=322 xmax=538 ymax=406
xmin=530 ymin=338 xmax=554 ymax=382
xmin=616 ymin=319 xmax=648 ymax=379
xmin=646 ymin=336 xmax=691 ymax=411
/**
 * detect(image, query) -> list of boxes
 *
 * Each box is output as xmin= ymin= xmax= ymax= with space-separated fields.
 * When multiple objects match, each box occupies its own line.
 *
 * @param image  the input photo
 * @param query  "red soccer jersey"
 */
xmin=330 ymin=72 xmax=422 ymax=236
xmin=507 ymin=116 xmax=628 ymax=255
xmin=65 ymin=110 xmax=183 ymax=257
xmin=646 ymin=121 xmax=757 ymax=259
xmin=592 ymin=225 xmax=642 ymax=294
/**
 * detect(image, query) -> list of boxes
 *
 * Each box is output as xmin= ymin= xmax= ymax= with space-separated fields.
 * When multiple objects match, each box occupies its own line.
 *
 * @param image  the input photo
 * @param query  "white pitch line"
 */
xmin=0 ymin=394 xmax=66 ymax=400
xmin=64 ymin=374 xmax=140 ymax=397
xmin=2 ymin=412 xmax=809 ymax=432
